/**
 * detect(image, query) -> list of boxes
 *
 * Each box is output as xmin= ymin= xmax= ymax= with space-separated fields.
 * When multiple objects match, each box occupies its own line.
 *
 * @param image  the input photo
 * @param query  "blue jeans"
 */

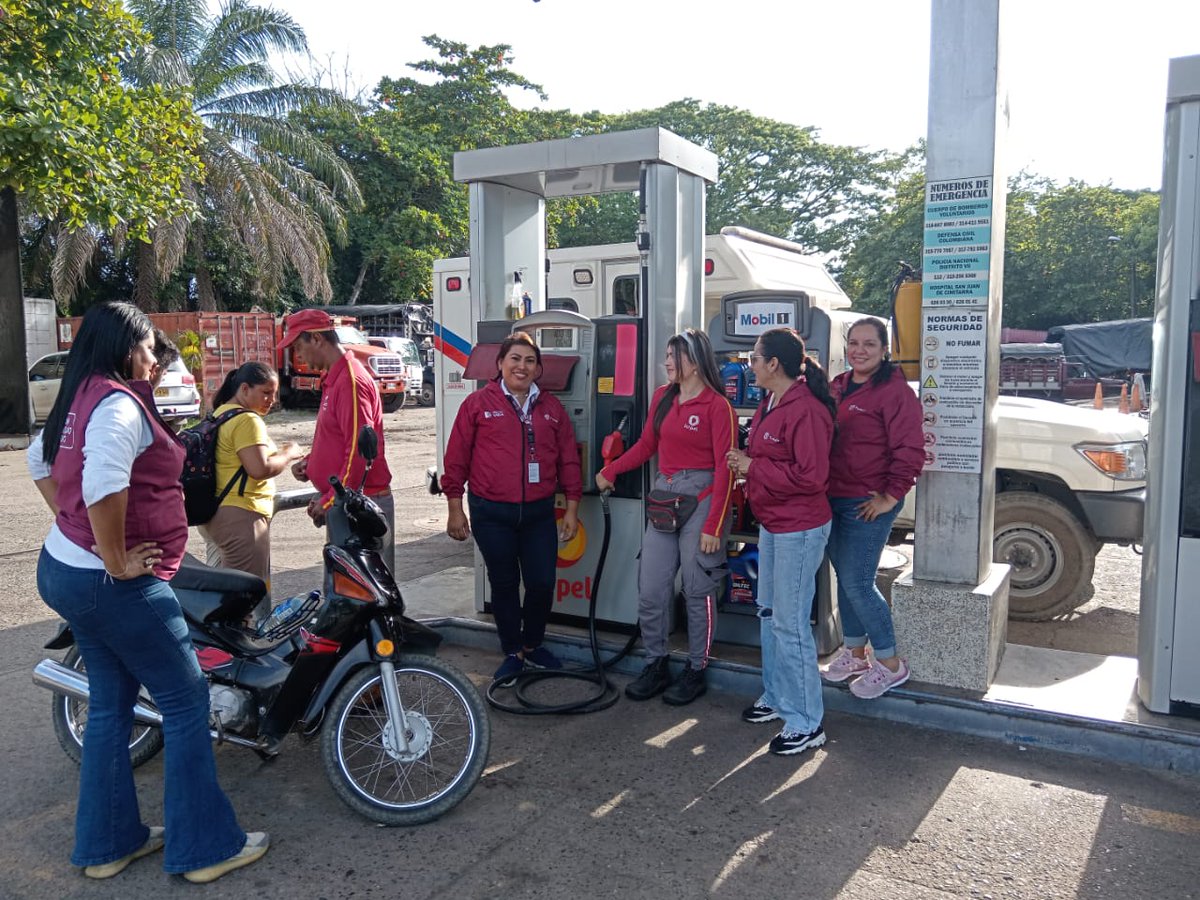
xmin=468 ymin=494 xmax=558 ymax=656
xmin=755 ymin=521 xmax=831 ymax=735
xmin=827 ymin=496 xmax=904 ymax=659
xmin=37 ymin=550 xmax=246 ymax=872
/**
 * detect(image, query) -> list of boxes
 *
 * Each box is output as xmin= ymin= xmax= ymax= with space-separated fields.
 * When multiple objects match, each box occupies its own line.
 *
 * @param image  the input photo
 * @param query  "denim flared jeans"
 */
xmin=37 ymin=550 xmax=246 ymax=872
xmin=755 ymin=521 xmax=832 ymax=735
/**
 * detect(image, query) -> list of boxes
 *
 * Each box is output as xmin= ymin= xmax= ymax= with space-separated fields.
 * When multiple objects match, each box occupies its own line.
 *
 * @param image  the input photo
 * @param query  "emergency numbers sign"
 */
xmin=919 ymin=310 xmax=986 ymax=474
xmin=922 ymin=176 xmax=993 ymax=307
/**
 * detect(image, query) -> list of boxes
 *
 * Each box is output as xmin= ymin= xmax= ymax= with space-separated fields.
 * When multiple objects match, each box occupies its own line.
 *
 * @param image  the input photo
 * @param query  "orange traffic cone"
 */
xmin=1093 ymin=382 xmax=1104 ymax=409
xmin=1118 ymin=383 xmax=1130 ymax=414
xmin=1131 ymin=382 xmax=1142 ymax=413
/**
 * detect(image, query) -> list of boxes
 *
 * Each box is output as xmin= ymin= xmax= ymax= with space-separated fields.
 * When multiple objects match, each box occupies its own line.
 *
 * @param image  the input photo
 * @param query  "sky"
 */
xmin=268 ymin=0 xmax=1200 ymax=192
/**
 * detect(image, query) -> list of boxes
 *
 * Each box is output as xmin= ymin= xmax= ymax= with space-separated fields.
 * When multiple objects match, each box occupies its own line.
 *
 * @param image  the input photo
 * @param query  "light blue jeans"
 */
xmin=37 ymin=550 xmax=246 ymax=872
xmin=755 ymin=521 xmax=831 ymax=735
xmin=827 ymin=496 xmax=905 ymax=659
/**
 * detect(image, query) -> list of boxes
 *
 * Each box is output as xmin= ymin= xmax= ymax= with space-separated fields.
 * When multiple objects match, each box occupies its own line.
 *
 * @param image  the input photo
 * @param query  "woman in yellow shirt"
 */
xmin=199 ymin=362 xmax=305 ymax=596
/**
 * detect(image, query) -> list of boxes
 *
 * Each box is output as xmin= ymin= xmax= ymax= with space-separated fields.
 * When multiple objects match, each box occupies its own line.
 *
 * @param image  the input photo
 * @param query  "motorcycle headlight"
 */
xmin=1075 ymin=440 xmax=1148 ymax=481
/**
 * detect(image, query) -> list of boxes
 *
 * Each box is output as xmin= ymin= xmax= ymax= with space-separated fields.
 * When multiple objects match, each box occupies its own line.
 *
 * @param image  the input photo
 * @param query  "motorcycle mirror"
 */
xmin=358 ymin=426 xmax=378 ymax=462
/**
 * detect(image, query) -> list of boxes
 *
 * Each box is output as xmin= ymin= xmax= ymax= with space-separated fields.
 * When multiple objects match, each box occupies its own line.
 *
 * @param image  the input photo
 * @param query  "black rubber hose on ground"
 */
xmin=485 ymin=492 xmax=639 ymax=715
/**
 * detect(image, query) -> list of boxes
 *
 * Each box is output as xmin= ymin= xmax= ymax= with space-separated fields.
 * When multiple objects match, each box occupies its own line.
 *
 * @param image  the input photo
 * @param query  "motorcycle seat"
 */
xmin=173 ymin=554 xmax=267 ymax=597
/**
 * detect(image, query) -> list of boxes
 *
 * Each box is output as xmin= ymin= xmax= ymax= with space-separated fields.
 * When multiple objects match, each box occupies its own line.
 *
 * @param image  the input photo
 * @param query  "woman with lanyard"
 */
xmin=28 ymin=303 xmax=265 ymax=883
xmin=726 ymin=328 xmax=836 ymax=755
xmin=442 ymin=332 xmax=582 ymax=685
xmin=823 ymin=318 xmax=924 ymax=699
xmin=595 ymin=328 xmax=736 ymax=706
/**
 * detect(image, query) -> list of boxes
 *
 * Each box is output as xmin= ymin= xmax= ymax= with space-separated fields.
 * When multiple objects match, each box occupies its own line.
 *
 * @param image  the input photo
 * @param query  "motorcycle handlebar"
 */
xmin=328 ymin=475 xmax=347 ymax=498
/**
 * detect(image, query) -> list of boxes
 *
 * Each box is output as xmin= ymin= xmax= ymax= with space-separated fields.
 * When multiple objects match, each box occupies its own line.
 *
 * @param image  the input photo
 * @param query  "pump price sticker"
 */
xmin=923 ymin=176 xmax=993 ymax=308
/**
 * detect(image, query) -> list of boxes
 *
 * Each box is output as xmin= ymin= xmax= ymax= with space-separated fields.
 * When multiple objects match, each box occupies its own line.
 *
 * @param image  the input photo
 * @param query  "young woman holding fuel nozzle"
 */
xmin=726 ymin=328 xmax=836 ymax=756
xmin=595 ymin=328 xmax=736 ymax=706
xmin=441 ymin=331 xmax=582 ymax=686
xmin=822 ymin=318 xmax=925 ymax=699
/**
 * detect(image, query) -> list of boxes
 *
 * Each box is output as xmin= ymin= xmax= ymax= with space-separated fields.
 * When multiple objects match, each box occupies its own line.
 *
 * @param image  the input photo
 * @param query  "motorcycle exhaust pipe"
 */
xmin=33 ymin=658 xmax=262 ymax=751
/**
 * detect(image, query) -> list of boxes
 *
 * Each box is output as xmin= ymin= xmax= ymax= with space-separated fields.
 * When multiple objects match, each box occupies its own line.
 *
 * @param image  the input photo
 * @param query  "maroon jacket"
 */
xmin=744 ymin=380 xmax=833 ymax=533
xmin=51 ymin=375 xmax=188 ymax=580
xmin=442 ymin=379 xmax=583 ymax=505
xmin=829 ymin=367 xmax=925 ymax=501
xmin=308 ymin=352 xmax=392 ymax=509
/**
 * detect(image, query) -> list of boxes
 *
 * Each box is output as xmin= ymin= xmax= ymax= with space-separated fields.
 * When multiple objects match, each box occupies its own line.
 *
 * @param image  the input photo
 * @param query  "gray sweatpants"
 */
xmin=638 ymin=470 xmax=729 ymax=668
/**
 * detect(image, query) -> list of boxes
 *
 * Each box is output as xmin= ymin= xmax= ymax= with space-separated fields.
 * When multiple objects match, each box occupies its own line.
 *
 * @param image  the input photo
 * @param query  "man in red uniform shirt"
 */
xmin=278 ymin=309 xmax=396 ymax=573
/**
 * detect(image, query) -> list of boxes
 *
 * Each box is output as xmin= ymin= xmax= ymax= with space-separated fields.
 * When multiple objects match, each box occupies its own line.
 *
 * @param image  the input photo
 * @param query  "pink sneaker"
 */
xmin=849 ymin=658 xmax=910 ymax=699
xmin=821 ymin=648 xmax=871 ymax=683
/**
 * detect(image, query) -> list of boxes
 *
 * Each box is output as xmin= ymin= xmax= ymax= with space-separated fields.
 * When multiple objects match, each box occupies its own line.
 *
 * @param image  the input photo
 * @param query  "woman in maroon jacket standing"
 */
xmin=595 ymin=328 xmax=736 ymax=706
xmin=726 ymin=328 xmax=837 ymax=756
xmin=442 ymin=332 xmax=582 ymax=685
xmin=823 ymin=318 xmax=925 ymax=699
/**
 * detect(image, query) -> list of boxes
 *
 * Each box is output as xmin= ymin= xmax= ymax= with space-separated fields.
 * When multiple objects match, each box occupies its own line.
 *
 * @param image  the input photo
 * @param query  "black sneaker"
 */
xmin=741 ymin=703 xmax=780 ymax=724
xmin=625 ymin=657 xmax=671 ymax=701
xmin=493 ymin=654 xmax=524 ymax=687
xmin=663 ymin=662 xmax=707 ymax=706
xmin=769 ymin=727 xmax=826 ymax=756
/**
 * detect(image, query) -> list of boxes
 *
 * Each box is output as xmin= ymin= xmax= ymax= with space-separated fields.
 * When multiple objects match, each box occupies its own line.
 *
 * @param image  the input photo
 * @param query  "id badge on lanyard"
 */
xmin=510 ymin=395 xmax=540 ymax=484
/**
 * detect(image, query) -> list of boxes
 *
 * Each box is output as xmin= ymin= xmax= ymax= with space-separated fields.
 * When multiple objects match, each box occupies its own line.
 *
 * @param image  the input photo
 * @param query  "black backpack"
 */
xmin=179 ymin=408 xmax=250 ymax=526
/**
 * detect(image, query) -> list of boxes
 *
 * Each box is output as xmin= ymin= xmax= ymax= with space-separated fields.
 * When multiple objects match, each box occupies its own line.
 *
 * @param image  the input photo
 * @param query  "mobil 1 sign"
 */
xmin=919 ymin=310 xmax=985 ymax=474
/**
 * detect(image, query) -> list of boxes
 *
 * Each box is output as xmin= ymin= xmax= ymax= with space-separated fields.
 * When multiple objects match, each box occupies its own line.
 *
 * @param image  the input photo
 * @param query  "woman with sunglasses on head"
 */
xmin=26 ymin=302 xmax=266 ymax=883
xmin=726 ymin=328 xmax=836 ymax=756
xmin=595 ymin=328 xmax=736 ymax=706
xmin=442 ymin=331 xmax=583 ymax=686
xmin=822 ymin=318 xmax=925 ymax=699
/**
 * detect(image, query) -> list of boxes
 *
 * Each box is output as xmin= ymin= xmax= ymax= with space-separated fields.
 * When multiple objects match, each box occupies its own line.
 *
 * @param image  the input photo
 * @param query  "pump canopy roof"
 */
xmin=453 ymin=128 xmax=719 ymax=197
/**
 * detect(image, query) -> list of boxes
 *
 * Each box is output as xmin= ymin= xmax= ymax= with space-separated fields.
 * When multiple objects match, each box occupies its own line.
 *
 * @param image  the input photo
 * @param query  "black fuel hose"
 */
xmin=485 ymin=492 xmax=639 ymax=715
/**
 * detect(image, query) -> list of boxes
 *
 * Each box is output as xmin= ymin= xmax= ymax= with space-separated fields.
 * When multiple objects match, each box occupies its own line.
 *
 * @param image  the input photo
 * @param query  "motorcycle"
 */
xmin=32 ymin=426 xmax=490 ymax=826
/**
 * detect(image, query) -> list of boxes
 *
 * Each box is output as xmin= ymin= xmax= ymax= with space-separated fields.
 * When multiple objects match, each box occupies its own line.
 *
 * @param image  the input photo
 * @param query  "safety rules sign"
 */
xmin=919 ymin=310 xmax=986 ymax=473
xmin=922 ymin=176 xmax=993 ymax=307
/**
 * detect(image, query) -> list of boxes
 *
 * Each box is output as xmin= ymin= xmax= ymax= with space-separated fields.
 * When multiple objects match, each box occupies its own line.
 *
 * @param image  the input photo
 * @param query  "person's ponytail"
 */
xmin=212 ymin=369 xmax=241 ymax=409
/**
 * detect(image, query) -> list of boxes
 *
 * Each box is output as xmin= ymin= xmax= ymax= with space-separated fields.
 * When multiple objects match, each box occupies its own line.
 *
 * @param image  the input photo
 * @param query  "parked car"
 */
xmin=28 ymin=351 xmax=68 ymax=424
xmin=28 ymin=352 xmax=200 ymax=425
xmin=154 ymin=357 xmax=201 ymax=421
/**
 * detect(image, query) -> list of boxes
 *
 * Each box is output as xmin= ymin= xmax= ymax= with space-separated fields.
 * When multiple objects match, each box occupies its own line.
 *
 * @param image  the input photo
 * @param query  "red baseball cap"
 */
xmin=278 ymin=308 xmax=335 ymax=350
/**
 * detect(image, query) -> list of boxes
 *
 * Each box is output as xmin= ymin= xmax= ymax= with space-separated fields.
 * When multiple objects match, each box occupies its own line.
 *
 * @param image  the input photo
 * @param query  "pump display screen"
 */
xmin=538 ymin=326 xmax=577 ymax=351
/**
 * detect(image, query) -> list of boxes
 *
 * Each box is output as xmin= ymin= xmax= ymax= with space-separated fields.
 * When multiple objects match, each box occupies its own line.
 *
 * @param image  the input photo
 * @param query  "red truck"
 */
xmin=277 ymin=315 xmax=408 ymax=411
xmin=999 ymin=343 xmax=1126 ymax=401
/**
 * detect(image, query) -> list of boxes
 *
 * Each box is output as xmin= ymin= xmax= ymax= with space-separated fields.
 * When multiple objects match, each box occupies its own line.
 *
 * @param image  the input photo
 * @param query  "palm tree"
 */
xmin=55 ymin=0 xmax=362 ymax=310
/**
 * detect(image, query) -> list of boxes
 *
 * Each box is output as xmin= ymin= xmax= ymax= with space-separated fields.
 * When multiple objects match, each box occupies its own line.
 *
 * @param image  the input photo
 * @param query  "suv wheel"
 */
xmin=994 ymin=491 xmax=1096 ymax=621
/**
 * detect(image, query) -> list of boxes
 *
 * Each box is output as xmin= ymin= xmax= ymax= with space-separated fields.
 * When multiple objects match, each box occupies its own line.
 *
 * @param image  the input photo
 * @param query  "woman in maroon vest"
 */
xmin=29 ymin=303 xmax=267 ymax=883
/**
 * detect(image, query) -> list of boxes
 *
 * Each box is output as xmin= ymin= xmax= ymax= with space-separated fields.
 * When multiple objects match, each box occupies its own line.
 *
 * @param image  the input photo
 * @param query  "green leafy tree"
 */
xmin=555 ymin=100 xmax=896 ymax=257
xmin=317 ymin=37 xmax=601 ymax=304
xmin=844 ymin=168 xmax=1161 ymax=329
xmin=50 ymin=0 xmax=363 ymax=311
xmin=0 ymin=0 xmax=202 ymax=247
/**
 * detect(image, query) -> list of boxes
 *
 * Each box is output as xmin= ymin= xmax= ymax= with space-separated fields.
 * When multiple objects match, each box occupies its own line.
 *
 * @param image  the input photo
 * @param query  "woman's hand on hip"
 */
xmin=92 ymin=541 xmax=162 ymax=579
xmin=447 ymin=507 xmax=471 ymax=541
xmin=699 ymin=532 xmax=722 ymax=554
xmin=856 ymin=492 xmax=898 ymax=522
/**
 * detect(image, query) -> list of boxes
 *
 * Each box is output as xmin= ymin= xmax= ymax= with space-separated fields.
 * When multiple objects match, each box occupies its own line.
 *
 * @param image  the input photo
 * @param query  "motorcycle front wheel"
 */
xmin=321 ymin=654 xmax=490 ymax=826
xmin=51 ymin=647 xmax=165 ymax=768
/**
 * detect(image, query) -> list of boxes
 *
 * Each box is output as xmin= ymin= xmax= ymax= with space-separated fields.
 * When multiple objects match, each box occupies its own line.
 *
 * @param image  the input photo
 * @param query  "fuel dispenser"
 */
xmin=441 ymin=128 xmax=718 ymax=632
xmin=707 ymin=291 xmax=843 ymax=655
xmin=1139 ymin=54 xmax=1200 ymax=714
xmin=462 ymin=310 xmax=648 ymax=628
